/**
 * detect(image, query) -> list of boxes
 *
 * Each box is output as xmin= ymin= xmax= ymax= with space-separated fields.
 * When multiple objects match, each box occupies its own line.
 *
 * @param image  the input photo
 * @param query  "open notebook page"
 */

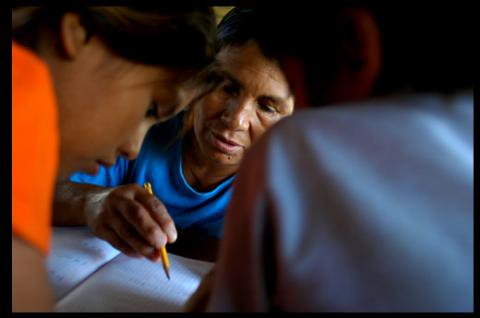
xmin=55 ymin=252 xmax=214 ymax=312
xmin=46 ymin=227 xmax=121 ymax=301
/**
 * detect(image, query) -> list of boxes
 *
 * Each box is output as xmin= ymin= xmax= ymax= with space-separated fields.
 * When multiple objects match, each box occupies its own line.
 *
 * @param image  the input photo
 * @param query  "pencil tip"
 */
xmin=165 ymin=268 xmax=171 ymax=280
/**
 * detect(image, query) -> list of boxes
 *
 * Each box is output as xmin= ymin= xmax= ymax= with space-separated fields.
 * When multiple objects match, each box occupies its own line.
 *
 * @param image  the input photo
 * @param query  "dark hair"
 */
xmin=12 ymin=6 xmax=216 ymax=73
xmin=217 ymin=3 xmax=473 ymax=102
xmin=215 ymin=6 xmax=346 ymax=105
xmin=216 ymin=7 xmax=258 ymax=51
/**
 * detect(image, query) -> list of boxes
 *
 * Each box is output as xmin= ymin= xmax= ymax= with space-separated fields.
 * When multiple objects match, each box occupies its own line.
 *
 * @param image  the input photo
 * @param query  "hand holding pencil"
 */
xmin=82 ymin=182 xmax=176 ymax=269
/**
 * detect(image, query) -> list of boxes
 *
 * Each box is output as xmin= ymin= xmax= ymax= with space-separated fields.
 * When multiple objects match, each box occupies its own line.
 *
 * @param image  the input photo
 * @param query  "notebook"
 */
xmin=46 ymin=227 xmax=214 ymax=312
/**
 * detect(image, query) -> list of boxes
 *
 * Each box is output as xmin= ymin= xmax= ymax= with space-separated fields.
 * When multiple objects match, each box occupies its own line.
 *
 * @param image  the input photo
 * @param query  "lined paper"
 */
xmin=55 ymin=253 xmax=214 ymax=312
xmin=47 ymin=227 xmax=121 ymax=301
xmin=47 ymin=227 xmax=214 ymax=312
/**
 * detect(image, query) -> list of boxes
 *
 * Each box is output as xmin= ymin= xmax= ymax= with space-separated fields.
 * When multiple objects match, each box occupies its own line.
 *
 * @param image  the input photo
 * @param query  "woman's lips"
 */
xmin=210 ymin=132 xmax=242 ymax=154
xmin=97 ymin=160 xmax=114 ymax=168
xmin=85 ymin=161 xmax=100 ymax=175
xmin=86 ymin=160 xmax=113 ymax=175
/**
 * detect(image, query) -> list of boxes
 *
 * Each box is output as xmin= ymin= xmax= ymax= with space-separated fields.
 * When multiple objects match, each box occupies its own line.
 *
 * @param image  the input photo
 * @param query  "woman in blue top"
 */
xmin=53 ymin=17 xmax=295 ymax=262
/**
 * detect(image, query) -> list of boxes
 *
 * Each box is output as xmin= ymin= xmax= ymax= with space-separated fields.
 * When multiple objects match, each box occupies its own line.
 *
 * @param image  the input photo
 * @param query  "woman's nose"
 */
xmin=118 ymin=124 xmax=151 ymax=160
xmin=118 ymin=140 xmax=141 ymax=161
xmin=221 ymin=100 xmax=251 ymax=131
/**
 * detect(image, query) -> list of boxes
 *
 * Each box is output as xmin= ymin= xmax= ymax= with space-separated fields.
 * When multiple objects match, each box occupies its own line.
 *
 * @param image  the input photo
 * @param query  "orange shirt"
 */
xmin=12 ymin=42 xmax=59 ymax=254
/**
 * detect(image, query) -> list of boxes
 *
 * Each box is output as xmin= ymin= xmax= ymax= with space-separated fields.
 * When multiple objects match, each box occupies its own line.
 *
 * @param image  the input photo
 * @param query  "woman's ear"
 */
xmin=336 ymin=8 xmax=382 ymax=99
xmin=59 ymin=12 xmax=88 ymax=59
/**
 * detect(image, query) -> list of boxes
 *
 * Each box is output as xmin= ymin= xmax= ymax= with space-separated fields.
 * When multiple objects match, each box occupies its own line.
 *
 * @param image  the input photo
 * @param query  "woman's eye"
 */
xmin=145 ymin=102 xmax=159 ymax=118
xmin=259 ymin=102 xmax=278 ymax=114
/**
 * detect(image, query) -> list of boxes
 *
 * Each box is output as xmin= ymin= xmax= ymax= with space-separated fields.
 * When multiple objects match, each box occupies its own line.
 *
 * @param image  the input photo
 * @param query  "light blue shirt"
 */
xmin=70 ymin=113 xmax=234 ymax=238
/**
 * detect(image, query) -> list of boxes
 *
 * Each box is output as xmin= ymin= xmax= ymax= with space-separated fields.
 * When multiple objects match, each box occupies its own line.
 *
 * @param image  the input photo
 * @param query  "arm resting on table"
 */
xmin=52 ymin=181 xmax=110 ymax=226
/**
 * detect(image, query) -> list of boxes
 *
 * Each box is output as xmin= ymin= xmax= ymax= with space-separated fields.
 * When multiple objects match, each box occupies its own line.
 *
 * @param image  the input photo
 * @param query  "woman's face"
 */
xmin=191 ymin=41 xmax=294 ymax=167
xmin=51 ymin=36 xmax=190 ymax=179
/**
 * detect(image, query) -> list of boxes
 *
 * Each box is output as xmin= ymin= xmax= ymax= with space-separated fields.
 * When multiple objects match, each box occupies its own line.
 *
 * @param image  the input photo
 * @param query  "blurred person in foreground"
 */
xmin=187 ymin=2 xmax=473 ymax=312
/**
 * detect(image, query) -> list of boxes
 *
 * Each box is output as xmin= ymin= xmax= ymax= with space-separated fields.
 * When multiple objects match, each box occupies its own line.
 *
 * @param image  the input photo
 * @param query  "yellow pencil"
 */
xmin=143 ymin=182 xmax=171 ymax=280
